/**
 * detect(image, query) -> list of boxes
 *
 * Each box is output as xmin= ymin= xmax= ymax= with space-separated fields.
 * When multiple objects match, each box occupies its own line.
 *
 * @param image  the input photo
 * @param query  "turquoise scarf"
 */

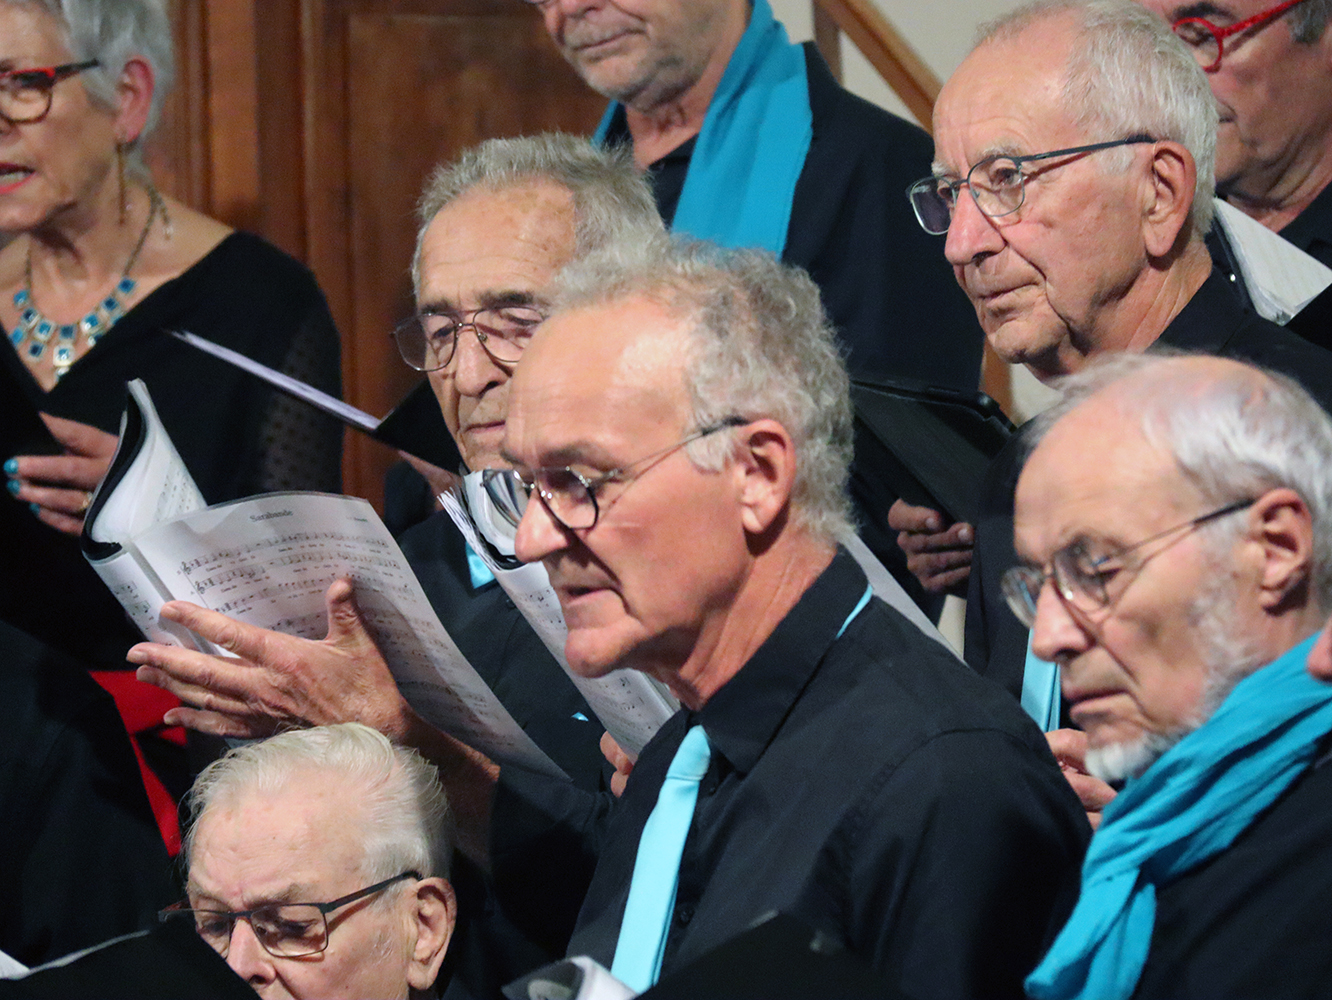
xmin=1027 ymin=632 xmax=1332 ymax=1000
xmin=593 ymin=0 xmax=812 ymax=255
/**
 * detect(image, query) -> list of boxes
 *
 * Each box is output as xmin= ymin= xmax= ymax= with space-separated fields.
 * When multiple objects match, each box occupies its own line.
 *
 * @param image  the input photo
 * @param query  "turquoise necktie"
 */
xmin=1021 ymin=632 xmax=1061 ymax=732
xmin=608 ymin=585 xmax=873 ymax=991
xmin=611 ymin=725 xmax=711 ymax=993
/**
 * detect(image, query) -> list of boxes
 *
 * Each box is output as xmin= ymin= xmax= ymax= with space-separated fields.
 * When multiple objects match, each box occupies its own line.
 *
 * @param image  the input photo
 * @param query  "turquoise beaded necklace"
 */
xmin=10 ymin=186 xmax=163 ymax=381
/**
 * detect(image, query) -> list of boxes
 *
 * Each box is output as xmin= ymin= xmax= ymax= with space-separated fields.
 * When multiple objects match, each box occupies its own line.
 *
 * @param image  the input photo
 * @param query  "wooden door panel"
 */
xmin=314 ymin=1 xmax=606 ymax=504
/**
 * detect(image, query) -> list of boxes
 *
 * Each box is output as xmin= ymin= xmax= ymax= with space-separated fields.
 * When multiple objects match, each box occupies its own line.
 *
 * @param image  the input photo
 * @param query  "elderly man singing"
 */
xmin=1011 ymin=353 xmax=1332 ymax=1000
xmin=445 ymin=237 xmax=1085 ymax=997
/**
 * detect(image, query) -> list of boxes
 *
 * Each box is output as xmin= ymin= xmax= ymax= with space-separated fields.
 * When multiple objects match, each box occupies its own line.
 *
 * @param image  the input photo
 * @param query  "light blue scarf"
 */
xmin=593 ymin=0 xmax=812 ymax=255
xmin=1027 ymin=632 xmax=1332 ymax=1000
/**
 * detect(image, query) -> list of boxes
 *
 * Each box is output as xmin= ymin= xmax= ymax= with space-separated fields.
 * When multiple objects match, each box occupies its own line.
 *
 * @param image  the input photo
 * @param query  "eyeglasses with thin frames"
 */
xmin=158 ymin=870 xmax=421 ymax=959
xmin=392 ymin=305 xmax=546 ymax=372
xmin=1172 ymin=0 xmax=1311 ymax=71
xmin=0 ymin=60 xmax=100 ymax=126
xmin=1001 ymin=498 xmax=1256 ymax=628
xmin=482 ymin=416 xmax=749 ymax=532
xmin=907 ymin=135 xmax=1156 ymax=236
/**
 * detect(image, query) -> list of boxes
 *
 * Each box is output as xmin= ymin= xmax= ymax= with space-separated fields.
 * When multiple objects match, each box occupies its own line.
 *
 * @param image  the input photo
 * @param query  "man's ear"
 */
xmin=406 ymin=877 xmax=456 ymax=993
xmin=1244 ymin=488 xmax=1315 ymax=612
xmin=731 ymin=418 xmax=796 ymax=538
xmin=1141 ymin=140 xmax=1197 ymax=259
xmin=114 ymin=56 xmax=154 ymax=145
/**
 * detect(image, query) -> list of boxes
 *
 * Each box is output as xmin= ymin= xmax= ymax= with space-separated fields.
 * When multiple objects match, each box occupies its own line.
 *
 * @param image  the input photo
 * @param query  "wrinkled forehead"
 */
xmin=933 ymin=23 xmax=1080 ymax=172
xmin=505 ymin=296 xmax=693 ymax=457
xmin=1014 ymin=404 xmax=1189 ymax=559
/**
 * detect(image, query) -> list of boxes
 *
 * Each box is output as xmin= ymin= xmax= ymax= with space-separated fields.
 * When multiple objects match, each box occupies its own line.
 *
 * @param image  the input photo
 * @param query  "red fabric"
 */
xmin=90 ymin=671 xmax=185 ymax=855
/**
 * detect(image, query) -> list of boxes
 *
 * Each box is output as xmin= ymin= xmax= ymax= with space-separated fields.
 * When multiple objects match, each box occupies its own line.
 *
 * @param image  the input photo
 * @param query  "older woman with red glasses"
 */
xmin=0 ymin=0 xmax=343 ymax=525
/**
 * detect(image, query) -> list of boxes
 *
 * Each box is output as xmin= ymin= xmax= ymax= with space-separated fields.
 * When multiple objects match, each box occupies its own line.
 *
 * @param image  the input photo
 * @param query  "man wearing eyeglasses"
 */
xmin=890 ymin=1 xmax=1332 ymax=759
xmin=1011 ymin=352 xmax=1332 ymax=1000
xmin=1138 ymin=0 xmax=1332 ymax=262
xmin=451 ymin=238 xmax=1085 ymax=998
xmin=162 ymin=724 xmax=456 ymax=999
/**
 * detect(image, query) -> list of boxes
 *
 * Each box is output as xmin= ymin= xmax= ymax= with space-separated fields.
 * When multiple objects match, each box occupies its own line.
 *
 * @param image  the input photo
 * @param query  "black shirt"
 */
xmin=0 ymin=621 xmax=174 ymax=967
xmin=963 ymin=268 xmax=1332 ymax=694
xmin=492 ymin=549 xmax=1090 ymax=999
xmin=1131 ymin=737 xmax=1332 ymax=999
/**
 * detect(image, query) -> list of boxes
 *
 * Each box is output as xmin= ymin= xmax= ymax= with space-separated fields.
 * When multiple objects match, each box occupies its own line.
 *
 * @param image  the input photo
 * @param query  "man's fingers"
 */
xmin=156 ymin=601 xmax=280 ymax=663
xmin=1045 ymin=727 xmax=1090 ymax=771
xmin=895 ymin=521 xmax=974 ymax=554
xmin=323 ymin=578 xmax=378 ymax=653
xmin=133 ymin=656 xmax=261 ymax=715
xmin=161 ymin=705 xmax=279 ymax=740
xmin=888 ymin=500 xmax=945 ymax=534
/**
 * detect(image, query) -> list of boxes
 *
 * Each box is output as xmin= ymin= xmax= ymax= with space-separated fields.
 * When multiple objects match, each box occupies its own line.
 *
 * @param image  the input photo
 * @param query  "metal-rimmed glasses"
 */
xmin=482 ymin=416 xmax=748 ymax=532
xmin=392 ymin=305 xmax=546 ymax=372
xmin=0 ymin=60 xmax=100 ymax=125
xmin=158 ymin=870 xmax=421 ymax=959
xmin=1172 ymin=0 xmax=1311 ymax=71
xmin=907 ymin=135 xmax=1156 ymax=235
xmin=1000 ymin=498 xmax=1256 ymax=628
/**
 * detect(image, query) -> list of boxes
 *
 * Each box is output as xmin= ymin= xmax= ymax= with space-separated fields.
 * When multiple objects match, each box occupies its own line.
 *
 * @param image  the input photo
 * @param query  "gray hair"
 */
xmin=1291 ymin=0 xmax=1332 ymax=42
xmin=552 ymin=236 xmax=855 ymax=543
xmin=978 ymin=0 xmax=1217 ymax=235
xmin=183 ymin=723 xmax=454 ymax=883
xmin=410 ymin=133 xmax=663 ymax=296
xmin=12 ymin=0 xmax=174 ymax=171
xmin=1029 ymin=351 xmax=1332 ymax=614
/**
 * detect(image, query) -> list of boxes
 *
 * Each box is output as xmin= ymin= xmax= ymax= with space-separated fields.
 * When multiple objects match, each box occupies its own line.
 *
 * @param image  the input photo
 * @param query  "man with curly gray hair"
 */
xmin=465 ymin=237 xmax=1088 ymax=998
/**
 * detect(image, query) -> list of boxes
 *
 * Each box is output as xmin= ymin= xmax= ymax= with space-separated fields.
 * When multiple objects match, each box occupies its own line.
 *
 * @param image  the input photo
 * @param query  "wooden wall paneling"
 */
xmin=204 ymin=0 xmax=262 ymax=234
xmin=306 ymin=0 xmax=606 ymax=507
xmin=253 ymin=0 xmax=309 ymax=260
xmin=147 ymin=0 xmax=211 ymax=211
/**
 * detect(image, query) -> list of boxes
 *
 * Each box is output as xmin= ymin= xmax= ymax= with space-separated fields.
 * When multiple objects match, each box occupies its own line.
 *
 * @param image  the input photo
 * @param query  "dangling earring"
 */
xmin=116 ymin=142 xmax=128 ymax=225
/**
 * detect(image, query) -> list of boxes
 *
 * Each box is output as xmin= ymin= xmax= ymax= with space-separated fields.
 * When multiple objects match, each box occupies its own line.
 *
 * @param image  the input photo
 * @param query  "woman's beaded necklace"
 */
xmin=10 ymin=186 xmax=163 ymax=381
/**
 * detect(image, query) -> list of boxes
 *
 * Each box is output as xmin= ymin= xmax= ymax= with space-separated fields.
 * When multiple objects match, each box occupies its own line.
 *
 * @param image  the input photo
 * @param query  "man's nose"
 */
xmin=451 ymin=325 xmax=509 ymax=398
xmin=1030 ymin=578 xmax=1092 ymax=665
xmin=223 ymin=918 xmax=279 ymax=988
xmin=944 ymin=186 xmax=1005 ymax=268
xmin=514 ymin=486 xmax=572 ymax=566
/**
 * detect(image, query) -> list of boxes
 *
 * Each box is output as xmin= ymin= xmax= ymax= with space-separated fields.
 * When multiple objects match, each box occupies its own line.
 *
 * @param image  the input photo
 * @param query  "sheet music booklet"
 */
xmin=80 ymin=379 xmax=564 ymax=779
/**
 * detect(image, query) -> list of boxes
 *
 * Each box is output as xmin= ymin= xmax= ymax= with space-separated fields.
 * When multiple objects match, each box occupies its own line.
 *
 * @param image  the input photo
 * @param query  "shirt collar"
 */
xmin=695 ymin=547 xmax=868 ymax=775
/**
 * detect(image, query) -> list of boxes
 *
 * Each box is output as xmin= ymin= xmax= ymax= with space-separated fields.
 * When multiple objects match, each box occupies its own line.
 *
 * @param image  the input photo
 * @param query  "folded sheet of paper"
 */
xmin=1214 ymin=197 xmax=1332 ymax=325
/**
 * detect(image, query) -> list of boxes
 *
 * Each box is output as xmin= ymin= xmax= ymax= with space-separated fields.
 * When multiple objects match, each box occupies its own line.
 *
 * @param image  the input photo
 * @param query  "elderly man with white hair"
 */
xmin=890 ymin=0 xmax=1332 ymax=751
xmin=160 ymin=724 xmax=456 ymax=1000
xmin=1009 ymin=352 xmax=1332 ymax=1000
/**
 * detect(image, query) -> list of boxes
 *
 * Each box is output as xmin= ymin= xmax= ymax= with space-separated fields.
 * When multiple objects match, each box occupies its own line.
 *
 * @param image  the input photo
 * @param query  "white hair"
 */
xmin=183 ymin=723 xmax=454 ymax=883
xmin=1031 ymin=351 xmax=1332 ymax=615
xmin=978 ymin=0 xmax=1217 ymax=235
xmin=410 ymin=133 xmax=663 ymax=295
xmin=551 ymin=236 xmax=855 ymax=544
xmin=14 ymin=0 xmax=174 ymax=173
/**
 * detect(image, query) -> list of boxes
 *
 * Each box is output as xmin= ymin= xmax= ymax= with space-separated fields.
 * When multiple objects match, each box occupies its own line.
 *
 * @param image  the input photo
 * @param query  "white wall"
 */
xmin=769 ymin=0 xmax=1024 ymax=127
